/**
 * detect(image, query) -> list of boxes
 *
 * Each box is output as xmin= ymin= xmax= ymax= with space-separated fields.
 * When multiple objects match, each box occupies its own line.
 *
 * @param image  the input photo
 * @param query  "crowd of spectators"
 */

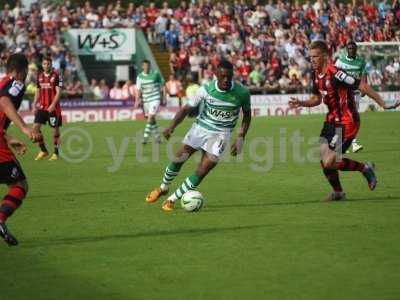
xmin=0 ymin=0 xmax=400 ymax=100
xmin=90 ymin=78 xmax=136 ymax=101
xmin=158 ymin=0 xmax=400 ymax=93
xmin=0 ymin=1 xmax=82 ymax=98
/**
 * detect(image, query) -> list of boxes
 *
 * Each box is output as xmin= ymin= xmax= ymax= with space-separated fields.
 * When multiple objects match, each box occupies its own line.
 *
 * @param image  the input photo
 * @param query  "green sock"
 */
xmin=168 ymin=174 xmax=203 ymax=202
xmin=151 ymin=123 xmax=160 ymax=139
xmin=160 ymin=162 xmax=183 ymax=191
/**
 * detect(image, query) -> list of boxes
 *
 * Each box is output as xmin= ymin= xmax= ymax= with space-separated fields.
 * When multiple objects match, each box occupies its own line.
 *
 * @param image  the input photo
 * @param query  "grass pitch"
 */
xmin=1 ymin=112 xmax=399 ymax=300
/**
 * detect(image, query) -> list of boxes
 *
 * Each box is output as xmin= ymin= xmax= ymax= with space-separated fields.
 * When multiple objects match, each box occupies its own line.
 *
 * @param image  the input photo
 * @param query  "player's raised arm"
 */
xmin=289 ymin=94 xmax=322 ymax=108
xmin=289 ymin=82 xmax=322 ymax=108
xmin=358 ymin=81 xmax=400 ymax=109
xmin=334 ymin=61 xmax=400 ymax=109
xmin=163 ymin=104 xmax=195 ymax=140
xmin=332 ymin=69 xmax=360 ymax=90
xmin=0 ymin=96 xmax=38 ymax=141
xmin=163 ymin=85 xmax=205 ymax=140
xmin=289 ymin=72 xmax=322 ymax=108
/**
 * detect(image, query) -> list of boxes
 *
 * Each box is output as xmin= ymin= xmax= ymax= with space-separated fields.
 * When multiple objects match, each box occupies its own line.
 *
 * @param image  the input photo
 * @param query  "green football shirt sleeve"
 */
xmin=187 ymin=86 xmax=206 ymax=107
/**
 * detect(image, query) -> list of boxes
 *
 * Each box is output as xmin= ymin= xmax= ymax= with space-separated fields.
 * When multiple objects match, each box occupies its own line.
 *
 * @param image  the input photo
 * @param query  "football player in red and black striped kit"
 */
xmin=289 ymin=40 xmax=400 ymax=201
xmin=0 ymin=53 xmax=42 ymax=246
xmin=32 ymin=56 xmax=62 ymax=161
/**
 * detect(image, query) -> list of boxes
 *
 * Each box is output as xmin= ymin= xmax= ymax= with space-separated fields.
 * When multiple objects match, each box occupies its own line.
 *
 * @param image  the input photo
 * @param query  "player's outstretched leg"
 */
xmin=146 ymin=145 xmax=196 ymax=203
xmin=162 ymin=151 xmax=218 ymax=211
xmin=49 ymin=127 xmax=60 ymax=161
xmin=0 ymin=181 xmax=28 ymax=246
xmin=322 ymin=154 xmax=377 ymax=200
xmin=336 ymin=158 xmax=377 ymax=190
xmin=361 ymin=162 xmax=377 ymax=190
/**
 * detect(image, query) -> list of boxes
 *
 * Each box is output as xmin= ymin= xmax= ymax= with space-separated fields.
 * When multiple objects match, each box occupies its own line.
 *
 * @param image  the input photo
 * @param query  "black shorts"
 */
xmin=0 ymin=160 xmax=26 ymax=185
xmin=319 ymin=122 xmax=353 ymax=153
xmin=34 ymin=110 xmax=62 ymax=127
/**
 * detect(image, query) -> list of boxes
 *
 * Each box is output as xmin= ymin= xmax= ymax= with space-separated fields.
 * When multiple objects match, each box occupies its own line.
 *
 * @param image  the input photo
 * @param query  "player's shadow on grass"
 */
xmin=29 ymin=189 xmax=147 ymax=199
xmin=210 ymin=195 xmax=400 ymax=209
xmin=23 ymin=224 xmax=270 ymax=248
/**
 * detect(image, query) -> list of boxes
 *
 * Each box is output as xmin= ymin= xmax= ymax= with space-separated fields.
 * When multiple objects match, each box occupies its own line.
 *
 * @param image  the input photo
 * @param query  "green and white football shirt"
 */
xmin=335 ymin=55 xmax=367 ymax=80
xmin=136 ymin=71 xmax=164 ymax=103
xmin=187 ymin=80 xmax=251 ymax=132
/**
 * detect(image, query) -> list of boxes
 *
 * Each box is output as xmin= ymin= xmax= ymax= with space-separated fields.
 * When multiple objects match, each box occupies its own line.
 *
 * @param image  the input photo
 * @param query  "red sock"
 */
xmin=0 ymin=186 xmax=26 ymax=223
xmin=336 ymin=158 xmax=365 ymax=172
xmin=322 ymin=168 xmax=343 ymax=192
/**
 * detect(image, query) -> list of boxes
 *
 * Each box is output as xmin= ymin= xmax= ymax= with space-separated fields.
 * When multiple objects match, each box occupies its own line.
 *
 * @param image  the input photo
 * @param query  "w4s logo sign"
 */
xmin=78 ymin=31 xmax=126 ymax=51
xmin=70 ymin=28 xmax=135 ymax=55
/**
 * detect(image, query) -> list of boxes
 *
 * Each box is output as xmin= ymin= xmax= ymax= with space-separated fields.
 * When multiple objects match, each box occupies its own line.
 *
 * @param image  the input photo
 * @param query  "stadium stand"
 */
xmin=0 ymin=0 xmax=399 ymax=99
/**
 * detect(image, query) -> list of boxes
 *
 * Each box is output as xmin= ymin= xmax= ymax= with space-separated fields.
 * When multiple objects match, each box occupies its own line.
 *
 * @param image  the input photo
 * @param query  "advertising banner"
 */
xmin=19 ymin=92 xmax=399 ymax=124
xmin=68 ymin=29 xmax=136 ymax=55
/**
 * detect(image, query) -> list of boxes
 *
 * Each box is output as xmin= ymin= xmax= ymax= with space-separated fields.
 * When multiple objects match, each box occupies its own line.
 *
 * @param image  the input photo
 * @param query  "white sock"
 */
xmin=167 ymin=194 xmax=178 ymax=203
xmin=160 ymin=183 xmax=169 ymax=191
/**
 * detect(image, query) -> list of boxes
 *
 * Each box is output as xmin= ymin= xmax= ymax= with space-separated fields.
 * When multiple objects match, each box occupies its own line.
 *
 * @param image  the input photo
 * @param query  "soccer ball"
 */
xmin=181 ymin=191 xmax=204 ymax=212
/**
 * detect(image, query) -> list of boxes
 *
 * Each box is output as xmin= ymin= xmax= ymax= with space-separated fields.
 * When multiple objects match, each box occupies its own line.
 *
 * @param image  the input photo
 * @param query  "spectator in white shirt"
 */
xmin=110 ymin=82 xmax=124 ymax=100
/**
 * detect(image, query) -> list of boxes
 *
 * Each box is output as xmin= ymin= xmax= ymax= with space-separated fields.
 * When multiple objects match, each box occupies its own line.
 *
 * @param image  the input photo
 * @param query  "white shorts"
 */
xmin=143 ymin=101 xmax=160 ymax=116
xmin=182 ymin=123 xmax=231 ymax=158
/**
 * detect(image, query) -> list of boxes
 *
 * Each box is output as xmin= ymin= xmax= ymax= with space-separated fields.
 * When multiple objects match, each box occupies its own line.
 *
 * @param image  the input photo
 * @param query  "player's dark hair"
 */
xmin=142 ymin=59 xmax=150 ymax=65
xmin=6 ymin=53 xmax=28 ymax=73
xmin=218 ymin=59 xmax=233 ymax=71
xmin=309 ymin=40 xmax=329 ymax=55
xmin=42 ymin=56 xmax=52 ymax=63
xmin=346 ymin=40 xmax=357 ymax=48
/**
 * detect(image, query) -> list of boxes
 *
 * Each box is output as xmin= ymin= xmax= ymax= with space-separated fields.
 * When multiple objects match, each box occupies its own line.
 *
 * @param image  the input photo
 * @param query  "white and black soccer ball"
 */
xmin=181 ymin=191 xmax=204 ymax=212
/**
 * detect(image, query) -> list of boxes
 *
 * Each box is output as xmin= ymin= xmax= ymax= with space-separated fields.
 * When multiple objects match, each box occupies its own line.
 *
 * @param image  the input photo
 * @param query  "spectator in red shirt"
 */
xmin=146 ymin=2 xmax=158 ymax=43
